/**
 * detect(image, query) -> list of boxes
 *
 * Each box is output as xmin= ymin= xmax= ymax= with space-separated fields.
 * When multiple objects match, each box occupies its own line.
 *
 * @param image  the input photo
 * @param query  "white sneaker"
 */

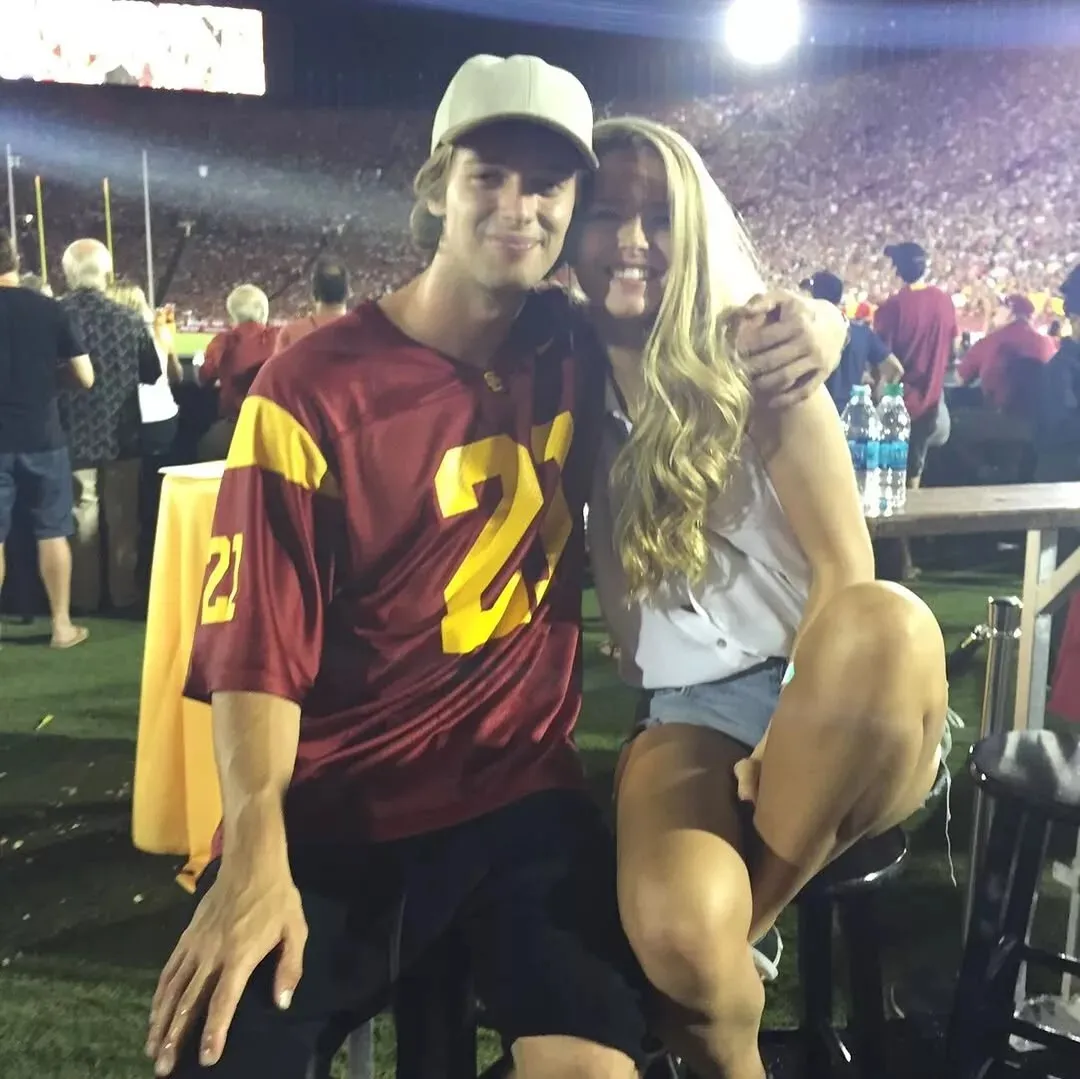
xmin=752 ymin=926 xmax=783 ymax=982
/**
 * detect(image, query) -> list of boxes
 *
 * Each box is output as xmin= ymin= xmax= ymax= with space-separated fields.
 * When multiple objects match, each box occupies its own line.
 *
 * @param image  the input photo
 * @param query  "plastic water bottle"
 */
xmin=877 ymin=384 xmax=911 ymax=514
xmin=841 ymin=385 xmax=883 ymax=515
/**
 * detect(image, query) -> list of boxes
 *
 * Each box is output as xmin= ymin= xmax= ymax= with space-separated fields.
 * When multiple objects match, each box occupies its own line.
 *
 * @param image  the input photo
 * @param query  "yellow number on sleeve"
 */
xmin=200 ymin=532 xmax=244 ymax=626
xmin=435 ymin=415 xmax=575 ymax=655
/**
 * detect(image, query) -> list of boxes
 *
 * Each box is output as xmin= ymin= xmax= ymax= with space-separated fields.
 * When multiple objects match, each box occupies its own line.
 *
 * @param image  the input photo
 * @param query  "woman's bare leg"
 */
xmin=616 ymin=724 xmax=766 ymax=1079
xmin=742 ymin=580 xmax=948 ymax=942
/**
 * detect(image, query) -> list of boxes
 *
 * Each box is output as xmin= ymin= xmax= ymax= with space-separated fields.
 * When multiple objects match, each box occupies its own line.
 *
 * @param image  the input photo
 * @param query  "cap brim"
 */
xmin=437 ymin=114 xmax=598 ymax=170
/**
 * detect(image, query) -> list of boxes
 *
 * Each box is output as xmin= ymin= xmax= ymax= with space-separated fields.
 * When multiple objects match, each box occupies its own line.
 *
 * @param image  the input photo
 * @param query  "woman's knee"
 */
xmin=619 ymin=850 xmax=753 ymax=1006
xmin=800 ymin=582 xmax=946 ymax=717
xmin=819 ymin=581 xmax=942 ymax=663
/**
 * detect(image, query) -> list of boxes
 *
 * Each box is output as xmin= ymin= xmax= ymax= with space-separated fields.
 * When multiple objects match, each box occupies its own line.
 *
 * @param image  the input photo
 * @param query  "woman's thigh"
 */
xmin=616 ymin=720 xmax=756 ymax=949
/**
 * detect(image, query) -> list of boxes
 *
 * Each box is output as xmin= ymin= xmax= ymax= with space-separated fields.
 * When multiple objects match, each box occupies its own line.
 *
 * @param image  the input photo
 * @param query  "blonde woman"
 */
xmin=108 ymin=279 xmax=180 ymax=594
xmin=574 ymin=117 xmax=949 ymax=1079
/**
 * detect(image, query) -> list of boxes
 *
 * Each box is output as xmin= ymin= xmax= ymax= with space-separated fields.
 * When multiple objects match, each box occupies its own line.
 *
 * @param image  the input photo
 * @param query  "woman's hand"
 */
xmin=734 ymin=729 xmax=769 ymax=804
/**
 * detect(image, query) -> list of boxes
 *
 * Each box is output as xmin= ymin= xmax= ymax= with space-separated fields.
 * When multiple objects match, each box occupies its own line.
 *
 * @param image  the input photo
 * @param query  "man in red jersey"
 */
xmin=957 ymin=293 xmax=1056 ymax=417
xmin=874 ymin=242 xmax=959 ymax=486
xmin=146 ymin=55 xmax=846 ymax=1079
xmin=197 ymin=284 xmax=278 ymax=460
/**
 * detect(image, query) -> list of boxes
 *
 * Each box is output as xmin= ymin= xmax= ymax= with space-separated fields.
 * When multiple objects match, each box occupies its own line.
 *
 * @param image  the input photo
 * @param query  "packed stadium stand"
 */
xmin=2 ymin=48 xmax=1078 ymax=322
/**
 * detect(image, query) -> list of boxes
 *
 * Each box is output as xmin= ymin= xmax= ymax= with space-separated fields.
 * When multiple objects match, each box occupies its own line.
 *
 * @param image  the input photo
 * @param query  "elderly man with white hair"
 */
xmin=58 ymin=238 xmax=161 ymax=613
xmin=196 ymin=283 xmax=277 ymax=461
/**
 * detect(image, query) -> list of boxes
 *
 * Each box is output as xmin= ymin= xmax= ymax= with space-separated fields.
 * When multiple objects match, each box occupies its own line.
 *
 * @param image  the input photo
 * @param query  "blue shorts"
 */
xmin=0 ymin=448 xmax=75 ymax=543
xmin=641 ymin=658 xmax=789 ymax=751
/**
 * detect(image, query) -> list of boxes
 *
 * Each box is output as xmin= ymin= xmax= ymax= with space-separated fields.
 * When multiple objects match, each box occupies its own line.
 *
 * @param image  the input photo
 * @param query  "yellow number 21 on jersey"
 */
xmin=435 ymin=413 xmax=573 ymax=655
xmin=200 ymin=532 xmax=244 ymax=625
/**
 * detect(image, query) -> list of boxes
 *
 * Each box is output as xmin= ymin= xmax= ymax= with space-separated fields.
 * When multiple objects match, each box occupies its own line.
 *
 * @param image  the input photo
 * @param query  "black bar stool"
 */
xmin=759 ymin=825 xmax=909 ymax=1079
xmin=386 ymin=827 xmax=912 ymax=1079
xmin=395 ymin=930 xmax=478 ymax=1079
xmin=945 ymin=729 xmax=1080 ymax=1079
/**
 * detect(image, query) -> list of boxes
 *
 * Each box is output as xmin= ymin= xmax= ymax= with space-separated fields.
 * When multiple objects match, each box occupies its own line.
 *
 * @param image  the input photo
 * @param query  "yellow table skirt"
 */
xmin=132 ymin=463 xmax=224 ymax=892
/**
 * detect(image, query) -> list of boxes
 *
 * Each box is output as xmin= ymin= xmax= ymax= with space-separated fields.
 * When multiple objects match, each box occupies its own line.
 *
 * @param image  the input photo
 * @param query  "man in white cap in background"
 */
xmin=147 ymin=54 xmax=843 ymax=1079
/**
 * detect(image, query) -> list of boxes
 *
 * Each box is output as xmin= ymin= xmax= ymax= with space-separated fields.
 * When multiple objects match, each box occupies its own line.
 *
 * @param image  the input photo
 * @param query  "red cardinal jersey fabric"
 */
xmin=185 ymin=292 xmax=606 ymax=844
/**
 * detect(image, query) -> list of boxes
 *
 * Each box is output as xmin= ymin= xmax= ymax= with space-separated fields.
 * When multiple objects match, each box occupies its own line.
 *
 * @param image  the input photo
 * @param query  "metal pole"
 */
xmin=963 ymin=595 xmax=1022 ymax=939
xmin=103 ymin=177 xmax=114 ymax=265
xmin=4 ymin=144 xmax=15 ymax=243
xmin=33 ymin=175 xmax=47 ymax=283
xmin=142 ymin=149 xmax=155 ymax=308
xmin=346 ymin=1023 xmax=374 ymax=1079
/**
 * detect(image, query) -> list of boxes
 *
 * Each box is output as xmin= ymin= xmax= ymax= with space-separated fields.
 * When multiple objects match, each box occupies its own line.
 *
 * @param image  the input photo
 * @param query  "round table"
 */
xmin=132 ymin=461 xmax=224 ymax=891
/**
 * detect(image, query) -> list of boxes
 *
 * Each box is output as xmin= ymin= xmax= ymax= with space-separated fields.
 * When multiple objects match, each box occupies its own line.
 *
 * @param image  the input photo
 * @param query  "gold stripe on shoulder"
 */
xmin=225 ymin=395 xmax=340 ymax=497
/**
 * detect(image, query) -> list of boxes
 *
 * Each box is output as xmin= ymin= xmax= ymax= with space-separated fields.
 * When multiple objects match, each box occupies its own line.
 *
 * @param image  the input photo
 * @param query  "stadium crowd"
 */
xmin=3 ymin=38 xmax=1080 ymax=1079
xmin=4 ymin=48 xmax=1079 ymax=325
xmin=3 ymin=49 xmax=1077 ymax=325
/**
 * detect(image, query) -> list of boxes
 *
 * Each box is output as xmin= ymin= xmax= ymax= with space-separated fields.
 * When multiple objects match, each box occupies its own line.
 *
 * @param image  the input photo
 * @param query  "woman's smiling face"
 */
xmin=572 ymin=145 xmax=672 ymax=330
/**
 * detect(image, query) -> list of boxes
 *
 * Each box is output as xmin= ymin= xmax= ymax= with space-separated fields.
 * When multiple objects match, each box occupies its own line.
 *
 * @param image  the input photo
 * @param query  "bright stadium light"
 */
xmin=724 ymin=0 xmax=803 ymax=67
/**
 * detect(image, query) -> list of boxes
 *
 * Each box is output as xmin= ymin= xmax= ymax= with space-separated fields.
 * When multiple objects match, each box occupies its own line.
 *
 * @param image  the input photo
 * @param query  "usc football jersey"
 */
xmin=184 ymin=290 xmax=605 ymax=843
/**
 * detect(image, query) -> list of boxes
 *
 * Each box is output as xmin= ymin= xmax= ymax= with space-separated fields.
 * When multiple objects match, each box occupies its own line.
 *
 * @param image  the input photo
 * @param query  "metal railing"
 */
xmin=963 ymin=595 xmax=1023 ymax=940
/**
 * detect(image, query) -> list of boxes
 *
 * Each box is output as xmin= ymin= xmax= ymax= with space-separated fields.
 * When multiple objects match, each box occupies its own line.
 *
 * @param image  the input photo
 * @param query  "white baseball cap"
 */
xmin=431 ymin=54 xmax=597 ymax=169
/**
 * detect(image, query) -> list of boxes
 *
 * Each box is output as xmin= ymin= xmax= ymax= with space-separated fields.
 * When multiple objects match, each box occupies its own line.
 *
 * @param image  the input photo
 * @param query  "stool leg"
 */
xmin=837 ymin=893 xmax=888 ymax=1078
xmin=346 ymin=1023 xmax=374 ymax=1079
xmin=798 ymin=895 xmax=835 ymax=1079
xmin=394 ymin=932 xmax=477 ymax=1079
xmin=945 ymin=808 xmax=1052 ymax=1079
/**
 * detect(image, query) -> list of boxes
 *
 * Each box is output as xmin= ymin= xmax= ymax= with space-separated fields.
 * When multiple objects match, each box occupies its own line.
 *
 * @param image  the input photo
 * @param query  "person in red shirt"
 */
xmin=196 ymin=284 xmax=278 ymax=460
xmin=274 ymin=257 xmax=350 ymax=354
xmin=957 ymin=293 xmax=1056 ymax=416
xmin=874 ymin=242 xmax=959 ymax=484
xmin=145 ymin=56 xmax=846 ymax=1079
xmin=873 ymin=243 xmax=958 ymax=580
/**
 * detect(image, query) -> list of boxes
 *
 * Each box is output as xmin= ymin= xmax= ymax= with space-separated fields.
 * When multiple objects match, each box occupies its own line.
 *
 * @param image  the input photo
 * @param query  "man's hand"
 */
xmin=734 ymin=291 xmax=848 ymax=410
xmin=145 ymin=864 xmax=307 ymax=1076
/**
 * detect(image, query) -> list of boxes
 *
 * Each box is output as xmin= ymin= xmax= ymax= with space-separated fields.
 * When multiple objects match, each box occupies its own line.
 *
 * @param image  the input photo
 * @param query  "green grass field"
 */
xmin=0 ymin=574 xmax=1076 ymax=1077
xmin=174 ymin=331 xmax=214 ymax=358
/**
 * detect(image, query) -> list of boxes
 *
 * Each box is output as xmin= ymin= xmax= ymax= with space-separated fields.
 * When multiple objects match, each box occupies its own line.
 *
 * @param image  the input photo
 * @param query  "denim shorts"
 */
xmin=640 ymin=658 xmax=789 ymax=751
xmin=0 ymin=447 xmax=75 ymax=543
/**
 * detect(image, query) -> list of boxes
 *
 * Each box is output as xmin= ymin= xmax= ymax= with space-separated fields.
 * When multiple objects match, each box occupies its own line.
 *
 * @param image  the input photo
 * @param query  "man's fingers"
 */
xmin=153 ymin=965 xmax=215 ymax=1076
xmin=749 ymin=351 xmax=816 ymax=393
xmin=198 ymin=962 xmax=258 ymax=1068
xmin=764 ymin=372 xmax=826 ymax=410
xmin=740 ymin=290 xmax=788 ymax=315
xmin=151 ymin=946 xmax=189 ymax=1009
xmin=146 ymin=952 xmax=196 ymax=1057
xmin=272 ymin=920 xmax=308 ymax=1010
xmin=738 ymin=319 xmax=802 ymax=362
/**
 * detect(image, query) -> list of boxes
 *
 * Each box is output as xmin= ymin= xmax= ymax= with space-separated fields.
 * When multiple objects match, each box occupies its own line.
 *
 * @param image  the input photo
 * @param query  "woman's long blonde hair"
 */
xmin=587 ymin=117 xmax=766 ymax=598
xmin=108 ymin=278 xmax=153 ymax=320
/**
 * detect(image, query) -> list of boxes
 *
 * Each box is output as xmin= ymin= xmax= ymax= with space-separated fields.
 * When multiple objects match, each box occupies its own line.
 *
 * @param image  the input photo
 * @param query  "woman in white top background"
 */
xmin=572 ymin=117 xmax=949 ymax=1079
xmin=108 ymin=280 xmax=181 ymax=599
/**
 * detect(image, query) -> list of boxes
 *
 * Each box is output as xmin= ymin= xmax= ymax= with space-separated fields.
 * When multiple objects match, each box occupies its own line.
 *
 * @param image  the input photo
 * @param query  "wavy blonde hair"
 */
xmin=108 ymin=278 xmax=153 ymax=320
xmin=585 ymin=117 xmax=765 ymax=597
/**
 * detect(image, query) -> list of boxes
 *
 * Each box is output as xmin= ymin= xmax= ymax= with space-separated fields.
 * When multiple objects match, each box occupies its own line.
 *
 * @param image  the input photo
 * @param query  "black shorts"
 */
xmin=170 ymin=789 xmax=650 ymax=1077
xmin=0 ymin=448 xmax=74 ymax=543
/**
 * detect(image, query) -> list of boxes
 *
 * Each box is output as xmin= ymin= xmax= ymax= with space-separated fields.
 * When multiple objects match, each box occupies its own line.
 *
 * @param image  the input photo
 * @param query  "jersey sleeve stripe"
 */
xmin=225 ymin=394 xmax=340 ymax=497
